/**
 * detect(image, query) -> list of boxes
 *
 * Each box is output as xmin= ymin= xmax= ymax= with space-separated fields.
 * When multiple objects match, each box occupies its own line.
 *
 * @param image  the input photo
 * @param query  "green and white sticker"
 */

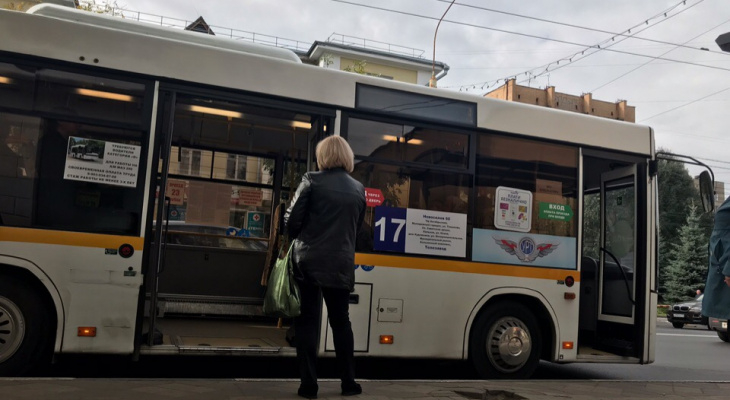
xmin=538 ymin=202 xmax=573 ymax=222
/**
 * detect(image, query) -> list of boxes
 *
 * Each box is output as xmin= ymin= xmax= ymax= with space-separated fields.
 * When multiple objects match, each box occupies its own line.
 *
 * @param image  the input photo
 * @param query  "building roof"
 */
xmin=304 ymin=40 xmax=448 ymax=75
xmin=185 ymin=16 xmax=215 ymax=35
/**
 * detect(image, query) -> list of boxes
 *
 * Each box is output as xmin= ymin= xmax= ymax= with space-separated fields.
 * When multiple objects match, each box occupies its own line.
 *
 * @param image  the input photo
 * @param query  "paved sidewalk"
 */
xmin=2 ymin=378 xmax=730 ymax=400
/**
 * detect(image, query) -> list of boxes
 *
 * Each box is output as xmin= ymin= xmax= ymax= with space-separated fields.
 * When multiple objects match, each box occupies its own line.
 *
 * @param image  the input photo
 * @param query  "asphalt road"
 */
xmin=535 ymin=319 xmax=728 ymax=380
xmin=33 ymin=319 xmax=729 ymax=380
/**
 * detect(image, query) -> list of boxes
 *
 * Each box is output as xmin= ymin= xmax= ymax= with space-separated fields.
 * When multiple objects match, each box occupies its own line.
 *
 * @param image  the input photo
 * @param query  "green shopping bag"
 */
xmin=263 ymin=243 xmax=301 ymax=318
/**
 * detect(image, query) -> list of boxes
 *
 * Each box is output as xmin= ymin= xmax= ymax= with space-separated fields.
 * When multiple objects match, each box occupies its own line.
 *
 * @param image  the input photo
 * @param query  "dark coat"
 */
xmin=703 ymin=196 xmax=730 ymax=319
xmin=284 ymin=168 xmax=366 ymax=291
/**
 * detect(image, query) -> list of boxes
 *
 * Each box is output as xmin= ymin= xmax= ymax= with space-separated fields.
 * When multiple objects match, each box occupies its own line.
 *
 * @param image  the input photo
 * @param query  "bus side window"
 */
xmin=346 ymin=116 xmax=471 ymax=257
xmin=0 ymin=114 xmax=40 ymax=227
xmin=474 ymin=135 xmax=578 ymax=237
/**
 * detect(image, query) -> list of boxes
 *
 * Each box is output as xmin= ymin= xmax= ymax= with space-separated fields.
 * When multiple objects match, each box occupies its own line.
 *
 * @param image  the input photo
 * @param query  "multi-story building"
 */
xmin=485 ymin=78 xmax=635 ymax=122
xmin=303 ymin=34 xmax=448 ymax=86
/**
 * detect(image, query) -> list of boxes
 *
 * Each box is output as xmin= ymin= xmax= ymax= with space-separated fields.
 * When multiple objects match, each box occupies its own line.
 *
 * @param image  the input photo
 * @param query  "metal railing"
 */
xmin=99 ymin=8 xmax=424 ymax=58
xmin=327 ymin=33 xmax=425 ymax=58
xmin=117 ymin=9 xmax=311 ymax=52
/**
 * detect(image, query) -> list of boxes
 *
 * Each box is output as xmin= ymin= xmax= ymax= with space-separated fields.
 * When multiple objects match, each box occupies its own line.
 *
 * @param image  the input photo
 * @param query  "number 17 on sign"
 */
xmin=374 ymin=207 xmax=407 ymax=253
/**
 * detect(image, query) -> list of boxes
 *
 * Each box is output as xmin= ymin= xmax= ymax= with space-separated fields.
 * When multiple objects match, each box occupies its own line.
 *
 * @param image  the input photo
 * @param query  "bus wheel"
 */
xmin=0 ymin=277 xmax=53 ymax=376
xmin=470 ymin=301 xmax=541 ymax=379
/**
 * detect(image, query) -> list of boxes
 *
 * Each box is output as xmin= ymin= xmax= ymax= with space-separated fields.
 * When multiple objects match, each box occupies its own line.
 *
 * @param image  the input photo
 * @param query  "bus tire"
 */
xmin=0 ymin=276 xmax=53 ymax=376
xmin=470 ymin=301 xmax=541 ymax=379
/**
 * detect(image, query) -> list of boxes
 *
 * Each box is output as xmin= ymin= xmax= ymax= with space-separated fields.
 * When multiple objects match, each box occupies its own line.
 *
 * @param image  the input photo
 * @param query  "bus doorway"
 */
xmin=579 ymin=151 xmax=648 ymax=360
xmin=143 ymin=89 xmax=332 ymax=353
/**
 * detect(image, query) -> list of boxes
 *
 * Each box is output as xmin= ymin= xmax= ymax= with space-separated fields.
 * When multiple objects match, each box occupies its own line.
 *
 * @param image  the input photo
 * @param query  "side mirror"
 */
xmin=717 ymin=32 xmax=730 ymax=53
xmin=699 ymin=170 xmax=715 ymax=213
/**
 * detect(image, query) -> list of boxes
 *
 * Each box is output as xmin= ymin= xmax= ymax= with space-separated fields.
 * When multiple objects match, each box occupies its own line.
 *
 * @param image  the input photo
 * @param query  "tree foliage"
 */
xmin=656 ymin=151 xmax=713 ymax=302
xmin=656 ymin=153 xmax=703 ymax=300
xmin=582 ymin=193 xmax=600 ymax=260
xmin=663 ymin=203 xmax=708 ymax=303
xmin=77 ymin=0 xmax=123 ymax=16
xmin=2 ymin=2 xmax=29 ymax=10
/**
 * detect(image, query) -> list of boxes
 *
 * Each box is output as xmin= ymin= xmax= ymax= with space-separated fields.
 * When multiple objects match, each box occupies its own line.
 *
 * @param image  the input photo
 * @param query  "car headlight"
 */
xmin=690 ymin=307 xmax=701 ymax=313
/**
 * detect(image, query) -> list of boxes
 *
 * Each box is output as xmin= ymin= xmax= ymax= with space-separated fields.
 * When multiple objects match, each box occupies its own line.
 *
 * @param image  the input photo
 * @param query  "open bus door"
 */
xmin=579 ymin=153 xmax=648 ymax=359
xmin=141 ymin=88 xmax=332 ymax=351
xmin=144 ymin=91 xmax=175 ymax=346
xmin=596 ymin=166 xmax=640 ymax=353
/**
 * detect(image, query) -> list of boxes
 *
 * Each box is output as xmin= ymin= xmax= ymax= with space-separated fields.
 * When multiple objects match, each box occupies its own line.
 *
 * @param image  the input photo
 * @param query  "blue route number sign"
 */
xmin=373 ymin=206 xmax=407 ymax=253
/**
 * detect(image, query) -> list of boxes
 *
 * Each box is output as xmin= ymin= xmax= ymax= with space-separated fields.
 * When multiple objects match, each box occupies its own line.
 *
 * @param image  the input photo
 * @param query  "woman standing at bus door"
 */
xmin=284 ymin=136 xmax=366 ymax=399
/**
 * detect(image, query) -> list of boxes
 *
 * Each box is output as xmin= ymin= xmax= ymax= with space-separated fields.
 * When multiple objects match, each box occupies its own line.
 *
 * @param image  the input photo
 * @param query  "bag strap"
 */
xmin=278 ymin=236 xmax=291 ymax=259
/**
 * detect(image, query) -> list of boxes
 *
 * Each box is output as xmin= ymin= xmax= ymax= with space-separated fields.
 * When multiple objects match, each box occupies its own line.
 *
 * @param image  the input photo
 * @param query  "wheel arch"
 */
xmin=0 ymin=256 xmax=65 ymax=354
xmin=463 ymin=288 xmax=558 ymax=362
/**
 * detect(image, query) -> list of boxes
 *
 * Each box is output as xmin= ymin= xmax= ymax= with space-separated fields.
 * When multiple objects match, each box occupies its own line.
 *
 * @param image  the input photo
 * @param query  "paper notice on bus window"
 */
xmin=494 ymin=186 xmax=532 ymax=232
xmin=166 ymin=179 xmax=186 ymax=206
xmin=186 ymin=181 xmax=231 ymax=226
xmin=405 ymin=208 xmax=467 ymax=258
xmin=63 ymin=136 xmax=141 ymax=188
xmin=373 ymin=207 xmax=467 ymax=258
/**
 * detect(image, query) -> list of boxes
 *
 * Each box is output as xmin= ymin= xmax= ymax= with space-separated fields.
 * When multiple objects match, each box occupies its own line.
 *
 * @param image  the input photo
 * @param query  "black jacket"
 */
xmin=284 ymin=168 xmax=366 ymax=290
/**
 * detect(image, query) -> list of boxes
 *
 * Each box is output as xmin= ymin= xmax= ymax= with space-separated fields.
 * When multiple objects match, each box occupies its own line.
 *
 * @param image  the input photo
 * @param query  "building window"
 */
xmin=226 ymin=154 xmax=247 ymax=181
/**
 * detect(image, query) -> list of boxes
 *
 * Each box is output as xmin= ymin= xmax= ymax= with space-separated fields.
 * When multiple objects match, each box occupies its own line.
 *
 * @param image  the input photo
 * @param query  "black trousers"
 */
xmin=294 ymin=280 xmax=355 ymax=385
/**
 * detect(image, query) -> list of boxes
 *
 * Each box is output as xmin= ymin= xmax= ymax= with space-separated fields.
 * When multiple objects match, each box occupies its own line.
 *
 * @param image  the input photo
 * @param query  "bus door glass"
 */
xmin=146 ymin=90 xmax=324 ymax=338
xmin=598 ymin=166 xmax=637 ymax=324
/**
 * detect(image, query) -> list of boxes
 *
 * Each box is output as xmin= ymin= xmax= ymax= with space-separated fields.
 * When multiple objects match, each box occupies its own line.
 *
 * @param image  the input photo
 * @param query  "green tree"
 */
xmin=663 ymin=202 xmax=708 ymax=303
xmin=582 ymin=193 xmax=600 ymax=260
xmin=77 ymin=0 xmax=123 ymax=16
xmin=656 ymin=152 xmax=704 ymax=300
xmin=2 ymin=2 xmax=29 ymax=10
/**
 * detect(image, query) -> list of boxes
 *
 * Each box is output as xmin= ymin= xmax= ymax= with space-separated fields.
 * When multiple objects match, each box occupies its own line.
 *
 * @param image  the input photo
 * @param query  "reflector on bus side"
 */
xmin=379 ymin=335 xmax=394 ymax=344
xmin=78 ymin=327 xmax=97 ymax=337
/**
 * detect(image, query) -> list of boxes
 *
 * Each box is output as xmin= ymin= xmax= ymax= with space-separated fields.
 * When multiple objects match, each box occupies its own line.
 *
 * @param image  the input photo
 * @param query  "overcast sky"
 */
xmin=117 ymin=0 xmax=730 ymax=183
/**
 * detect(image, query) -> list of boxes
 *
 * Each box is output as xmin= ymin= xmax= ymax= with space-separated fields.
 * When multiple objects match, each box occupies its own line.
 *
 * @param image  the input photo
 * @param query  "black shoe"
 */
xmin=297 ymin=383 xmax=318 ymax=399
xmin=341 ymin=382 xmax=362 ymax=396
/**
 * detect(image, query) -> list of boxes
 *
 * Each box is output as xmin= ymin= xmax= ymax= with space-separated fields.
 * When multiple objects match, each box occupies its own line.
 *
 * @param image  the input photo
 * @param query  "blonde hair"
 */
xmin=316 ymin=136 xmax=355 ymax=172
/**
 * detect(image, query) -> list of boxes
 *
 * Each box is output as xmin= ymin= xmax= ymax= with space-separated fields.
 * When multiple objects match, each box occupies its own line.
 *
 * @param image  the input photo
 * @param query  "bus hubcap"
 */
xmin=0 ymin=296 xmax=25 ymax=363
xmin=486 ymin=316 xmax=531 ymax=373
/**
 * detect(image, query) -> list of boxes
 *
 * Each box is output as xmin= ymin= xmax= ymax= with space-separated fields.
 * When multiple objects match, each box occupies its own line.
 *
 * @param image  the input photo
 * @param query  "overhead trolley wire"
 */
xmin=590 ymin=16 xmax=730 ymax=93
xmin=444 ymin=0 xmax=710 ymax=91
xmin=639 ymin=86 xmax=730 ymax=122
xmin=331 ymin=0 xmax=727 ymax=92
xmin=437 ymin=0 xmax=726 ymax=56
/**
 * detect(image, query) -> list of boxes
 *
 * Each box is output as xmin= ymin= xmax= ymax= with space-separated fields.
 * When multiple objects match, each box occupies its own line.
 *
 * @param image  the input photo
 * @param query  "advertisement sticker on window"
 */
xmin=63 ymin=136 xmax=141 ymax=188
xmin=494 ymin=186 xmax=532 ymax=232
xmin=374 ymin=206 xmax=466 ymax=258
xmin=472 ymin=228 xmax=577 ymax=269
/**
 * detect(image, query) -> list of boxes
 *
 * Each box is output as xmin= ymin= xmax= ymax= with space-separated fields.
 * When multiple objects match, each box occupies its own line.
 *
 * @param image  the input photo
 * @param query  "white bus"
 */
xmin=0 ymin=4 xmax=686 ymax=378
xmin=69 ymin=144 xmax=98 ymax=160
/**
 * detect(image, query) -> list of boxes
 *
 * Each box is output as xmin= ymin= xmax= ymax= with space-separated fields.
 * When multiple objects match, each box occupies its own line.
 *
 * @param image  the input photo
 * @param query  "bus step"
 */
xmin=173 ymin=335 xmax=282 ymax=355
xmin=595 ymin=337 xmax=634 ymax=357
xmin=177 ymin=345 xmax=281 ymax=355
